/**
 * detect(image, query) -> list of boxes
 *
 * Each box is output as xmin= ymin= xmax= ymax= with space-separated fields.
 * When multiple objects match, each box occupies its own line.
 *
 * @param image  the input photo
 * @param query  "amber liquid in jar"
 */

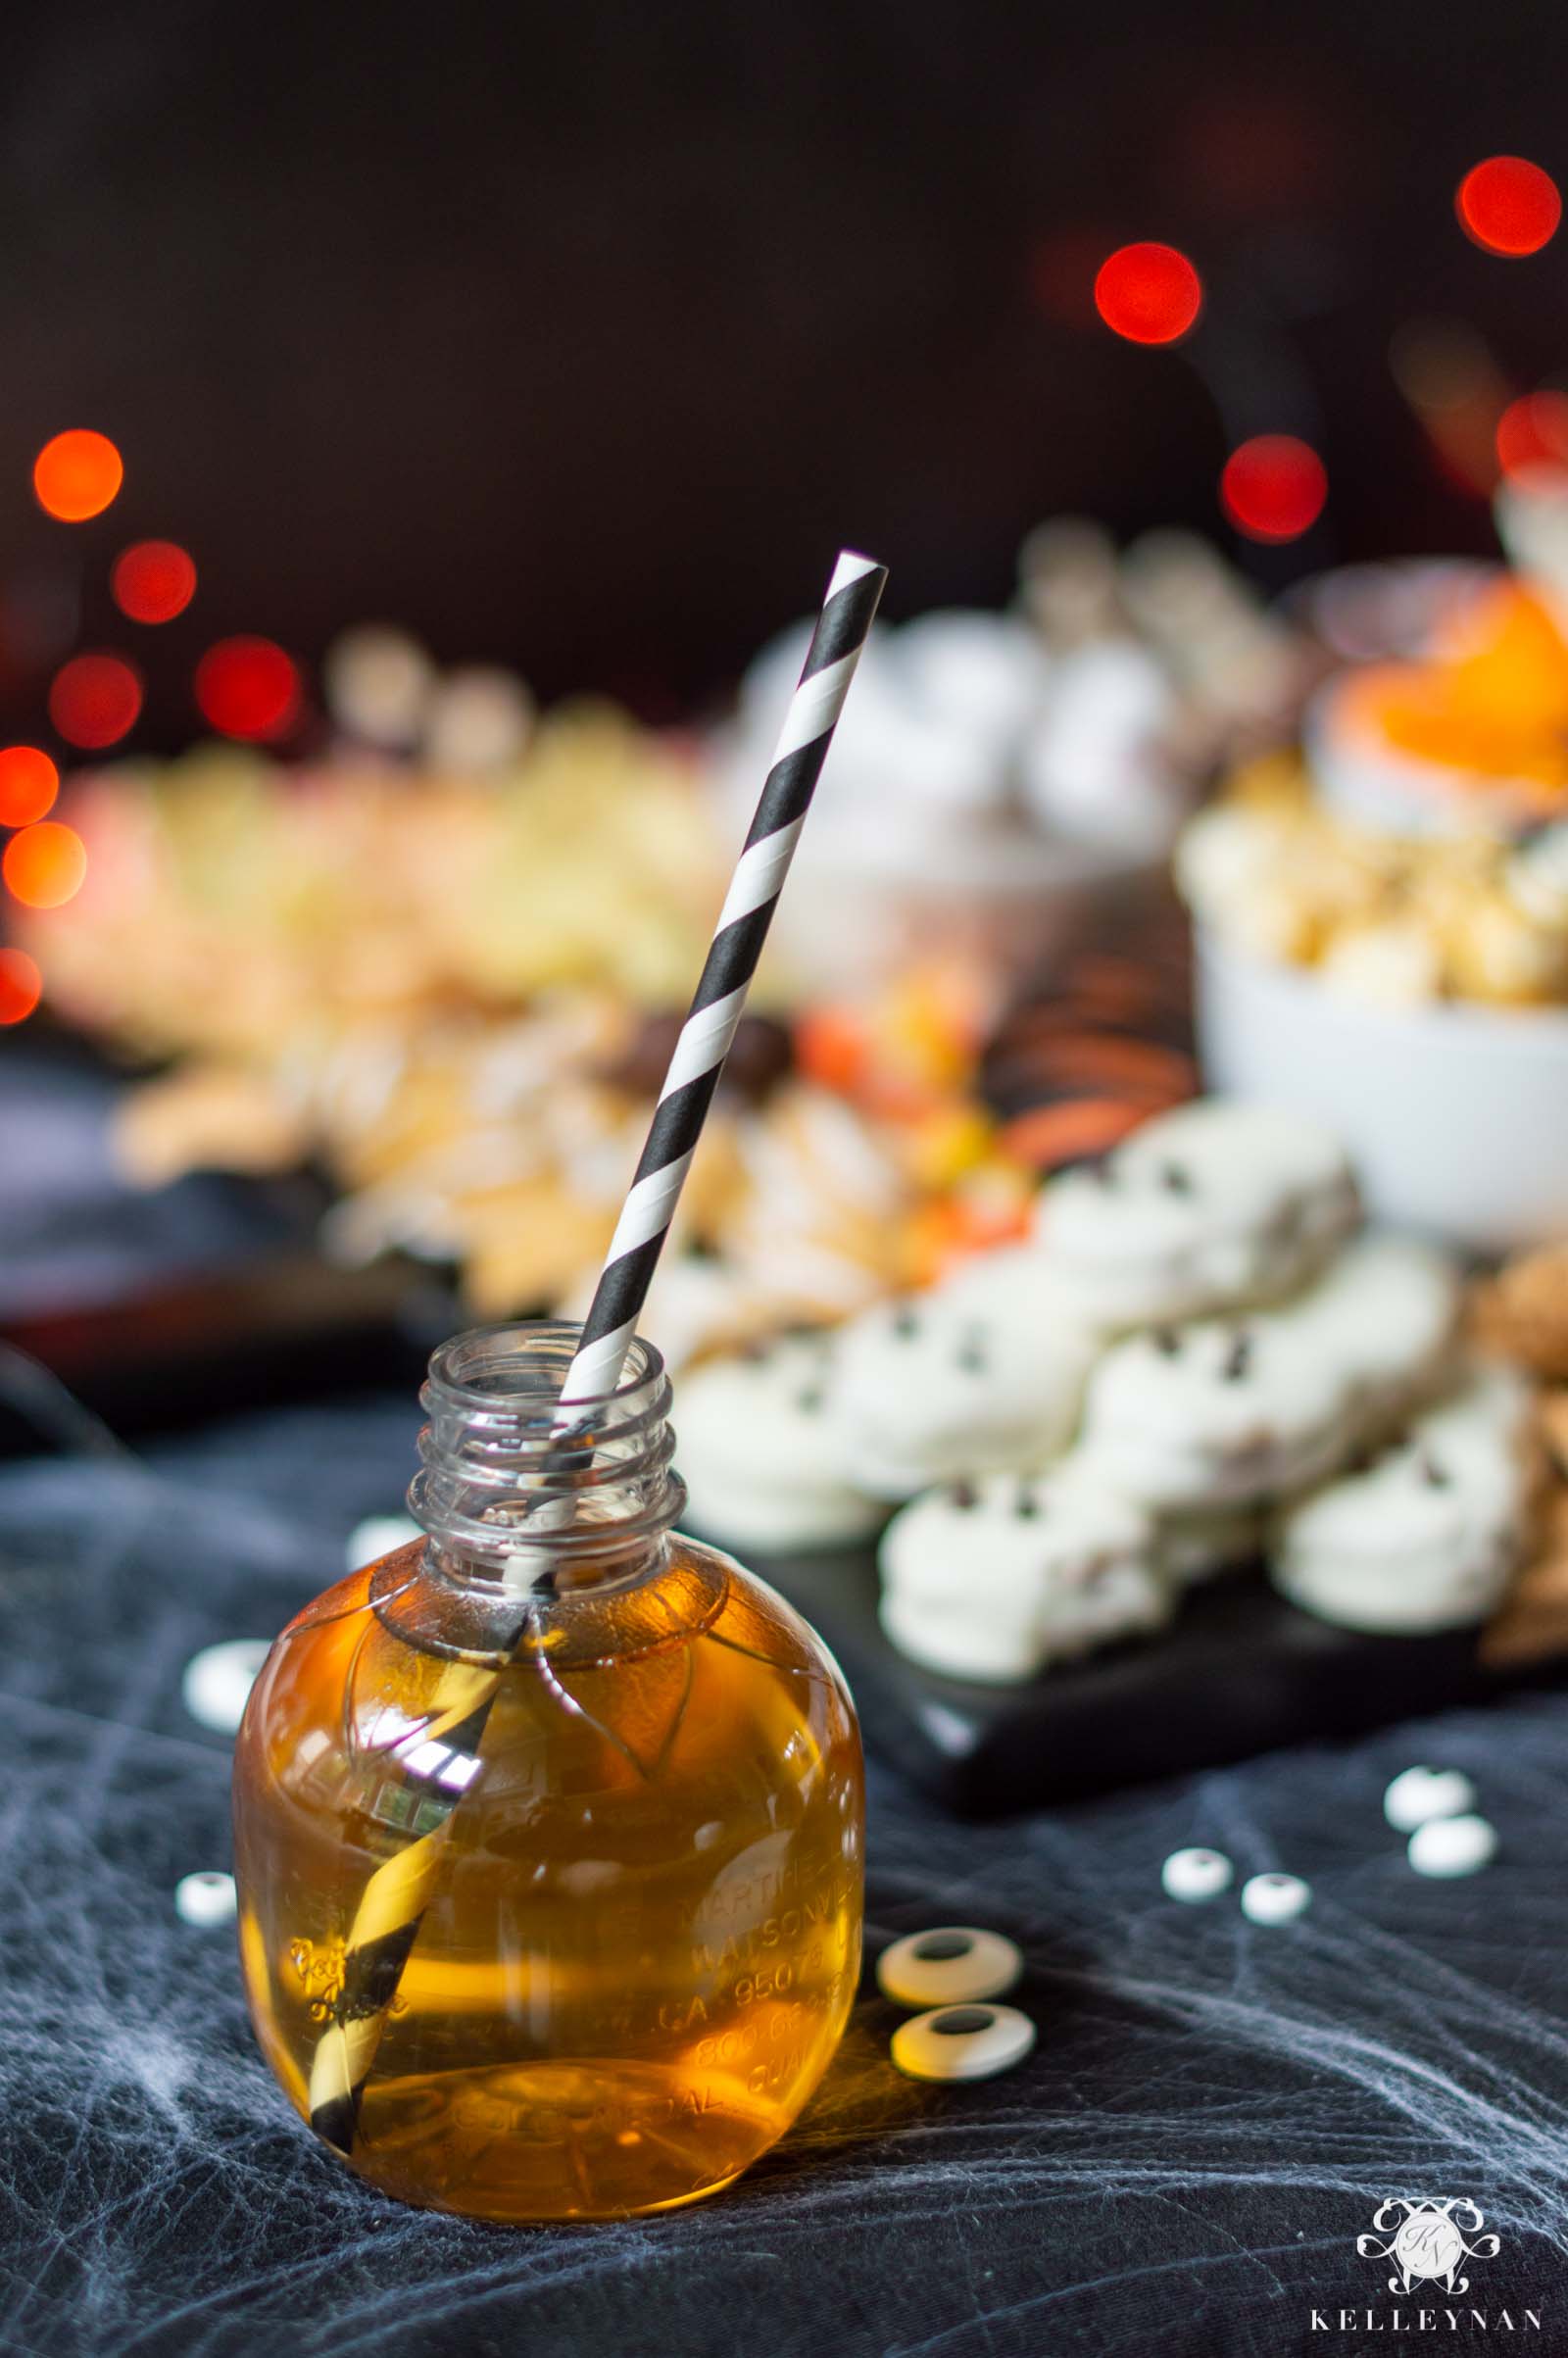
xmin=233 ymin=1525 xmax=863 ymax=2222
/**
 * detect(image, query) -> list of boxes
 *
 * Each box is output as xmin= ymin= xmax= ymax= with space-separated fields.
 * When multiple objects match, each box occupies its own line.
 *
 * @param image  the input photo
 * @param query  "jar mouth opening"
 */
xmin=425 ymin=1320 xmax=666 ymax=1416
xmin=411 ymin=1319 xmax=683 ymax=1571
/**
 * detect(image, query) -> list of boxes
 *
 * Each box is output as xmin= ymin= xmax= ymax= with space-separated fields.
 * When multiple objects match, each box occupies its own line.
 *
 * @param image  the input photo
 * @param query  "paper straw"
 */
xmin=558 ymin=547 xmax=888 ymax=1404
xmin=307 ymin=548 xmax=887 ymax=2154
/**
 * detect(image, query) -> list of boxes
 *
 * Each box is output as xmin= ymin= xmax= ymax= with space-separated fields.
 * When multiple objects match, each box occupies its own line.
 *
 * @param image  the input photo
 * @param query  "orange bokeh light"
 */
xmin=0 ymin=746 xmax=59 ymax=827
xmin=194 ymin=636 xmax=302 ymax=741
xmin=32 ymin=429 xmax=123 ymax=521
xmin=0 ymin=948 xmax=42 ymax=1025
xmin=4 ymin=821 xmax=86 ymax=909
xmin=1094 ymin=242 xmax=1203 ymax=345
xmin=1495 ymin=390 xmax=1568 ymax=475
xmin=1220 ymin=434 xmax=1328 ymax=541
xmin=1457 ymin=157 xmax=1561 ymax=257
xmin=113 ymin=539 xmax=198 ymax=623
xmin=48 ymin=652 xmax=143 ymax=750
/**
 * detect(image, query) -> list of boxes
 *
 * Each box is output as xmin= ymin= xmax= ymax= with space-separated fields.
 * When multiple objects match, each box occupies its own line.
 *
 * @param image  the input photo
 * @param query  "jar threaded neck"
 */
xmin=408 ymin=1321 xmax=684 ymax=1581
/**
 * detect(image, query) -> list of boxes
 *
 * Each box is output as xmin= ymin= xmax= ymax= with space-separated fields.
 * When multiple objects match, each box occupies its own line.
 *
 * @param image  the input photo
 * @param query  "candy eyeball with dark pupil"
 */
xmin=913 ymin=1932 xmax=973 ymax=1962
xmin=877 ymin=1925 xmax=1024 ymax=2009
xmin=1160 ymin=1845 xmax=1235 ymax=1902
xmin=890 ymin=1999 xmax=1037 ymax=2081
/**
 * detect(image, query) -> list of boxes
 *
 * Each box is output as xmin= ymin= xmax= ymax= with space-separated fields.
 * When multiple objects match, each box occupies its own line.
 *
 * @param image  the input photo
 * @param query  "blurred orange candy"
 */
xmin=33 ymin=429 xmax=123 ymax=521
xmin=0 ymin=746 xmax=59 ymax=827
xmin=4 ymin=821 xmax=87 ymax=909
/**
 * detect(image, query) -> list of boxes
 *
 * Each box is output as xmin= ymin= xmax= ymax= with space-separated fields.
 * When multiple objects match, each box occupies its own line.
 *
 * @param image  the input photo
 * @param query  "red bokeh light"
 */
xmin=0 ymin=948 xmax=42 ymax=1025
xmin=194 ymin=636 xmax=302 ymax=741
xmin=1220 ymin=434 xmax=1328 ymax=541
xmin=1457 ymin=157 xmax=1561 ymax=257
xmin=113 ymin=540 xmax=198 ymax=623
xmin=3 ymin=821 xmax=86 ymax=909
xmin=48 ymin=652 xmax=143 ymax=750
xmin=0 ymin=746 xmax=59 ymax=827
xmin=1495 ymin=391 xmax=1568 ymax=476
xmin=1094 ymin=242 xmax=1203 ymax=345
xmin=32 ymin=429 xmax=123 ymax=521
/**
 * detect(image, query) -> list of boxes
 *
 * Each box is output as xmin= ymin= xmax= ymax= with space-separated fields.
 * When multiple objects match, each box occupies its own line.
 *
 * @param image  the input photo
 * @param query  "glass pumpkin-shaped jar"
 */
xmin=232 ymin=1323 xmax=864 ymax=2223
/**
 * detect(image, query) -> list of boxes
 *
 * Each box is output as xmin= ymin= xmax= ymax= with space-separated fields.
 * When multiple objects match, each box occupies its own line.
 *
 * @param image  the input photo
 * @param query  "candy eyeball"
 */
xmin=877 ymin=1926 xmax=1023 ymax=2009
xmin=1384 ymin=1765 xmax=1477 ymax=1833
xmin=1240 ymin=1872 xmax=1312 ymax=1926
xmin=175 ymin=1870 xmax=237 ymax=1927
xmin=1407 ymin=1813 xmax=1497 ymax=1880
xmin=891 ymin=2002 xmax=1038 ymax=2083
xmin=1160 ymin=1846 xmax=1235 ymax=1903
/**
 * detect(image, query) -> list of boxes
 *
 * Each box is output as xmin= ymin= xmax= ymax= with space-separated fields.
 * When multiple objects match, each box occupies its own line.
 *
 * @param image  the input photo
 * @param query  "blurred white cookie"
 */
xmin=1073 ymin=1235 xmax=1460 ymax=1510
xmin=675 ymin=1330 xmax=883 ymax=1553
xmin=830 ymin=1252 xmax=1102 ymax=1499
xmin=878 ymin=1466 xmax=1169 ymax=1683
xmin=1270 ymin=1363 xmax=1535 ymax=1633
xmin=1035 ymin=1100 xmax=1359 ymax=1330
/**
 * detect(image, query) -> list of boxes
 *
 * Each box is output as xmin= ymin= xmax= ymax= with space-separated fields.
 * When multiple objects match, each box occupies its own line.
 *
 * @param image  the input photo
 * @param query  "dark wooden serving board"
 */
xmin=725 ymin=1534 xmax=1561 ymax=1819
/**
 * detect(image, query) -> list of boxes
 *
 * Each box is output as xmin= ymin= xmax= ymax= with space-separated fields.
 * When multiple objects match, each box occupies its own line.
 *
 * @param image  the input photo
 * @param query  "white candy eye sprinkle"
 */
xmin=1160 ymin=1846 xmax=1235 ymax=1903
xmin=1383 ymin=1765 xmax=1477 ymax=1833
xmin=175 ymin=1870 xmax=237 ymax=1927
xmin=891 ymin=2001 xmax=1037 ymax=2083
xmin=1408 ymin=1813 xmax=1497 ymax=1880
xmin=877 ymin=1926 xmax=1023 ymax=2010
xmin=180 ymin=1639 xmax=271 ymax=1736
xmin=1240 ymin=1871 xmax=1312 ymax=1926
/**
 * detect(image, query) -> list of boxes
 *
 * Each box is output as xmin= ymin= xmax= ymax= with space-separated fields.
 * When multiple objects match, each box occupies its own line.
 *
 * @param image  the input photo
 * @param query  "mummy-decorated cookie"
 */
xmin=830 ymin=1252 xmax=1102 ymax=1500
xmin=1073 ymin=1236 xmax=1460 ymax=1511
xmin=674 ymin=1330 xmax=884 ymax=1552
xmin=1035 ymin=1100 xmax=1359 ymax=1330
xmin=878 ymin=1467 xmax=1169 ymax=1683
xmin=1270 ymin=1364 xmax=1534 ymax=1634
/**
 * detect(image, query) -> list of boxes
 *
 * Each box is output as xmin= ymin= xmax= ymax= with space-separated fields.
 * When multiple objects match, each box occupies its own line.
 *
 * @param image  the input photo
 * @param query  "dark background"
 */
xmin=0 ymin=0 xmax=1564 ymax=740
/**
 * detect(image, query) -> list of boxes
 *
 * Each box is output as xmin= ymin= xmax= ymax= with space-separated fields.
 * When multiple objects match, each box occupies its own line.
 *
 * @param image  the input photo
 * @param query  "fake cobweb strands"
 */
xmin=307 ymin=548 xmax=887 ymax=2155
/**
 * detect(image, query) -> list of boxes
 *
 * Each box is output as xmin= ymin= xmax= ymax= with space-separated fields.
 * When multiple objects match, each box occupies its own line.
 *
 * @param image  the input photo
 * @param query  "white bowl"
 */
xmin=1194 ymin=924 xmax=1568 ymax=1253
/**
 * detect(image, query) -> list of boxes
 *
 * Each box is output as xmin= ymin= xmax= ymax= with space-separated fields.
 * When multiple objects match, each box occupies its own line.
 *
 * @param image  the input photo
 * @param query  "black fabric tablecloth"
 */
xmin=2 ymin=1393 xmax=1567 ymax=2357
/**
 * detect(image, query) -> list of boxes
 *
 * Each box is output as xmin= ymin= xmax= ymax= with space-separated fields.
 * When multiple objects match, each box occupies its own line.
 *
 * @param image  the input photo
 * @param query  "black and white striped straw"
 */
xmin=304 ymin=549 xmax=885 ymax=2155
xmin=557 ymin=546 xmax=888 ymax=1409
